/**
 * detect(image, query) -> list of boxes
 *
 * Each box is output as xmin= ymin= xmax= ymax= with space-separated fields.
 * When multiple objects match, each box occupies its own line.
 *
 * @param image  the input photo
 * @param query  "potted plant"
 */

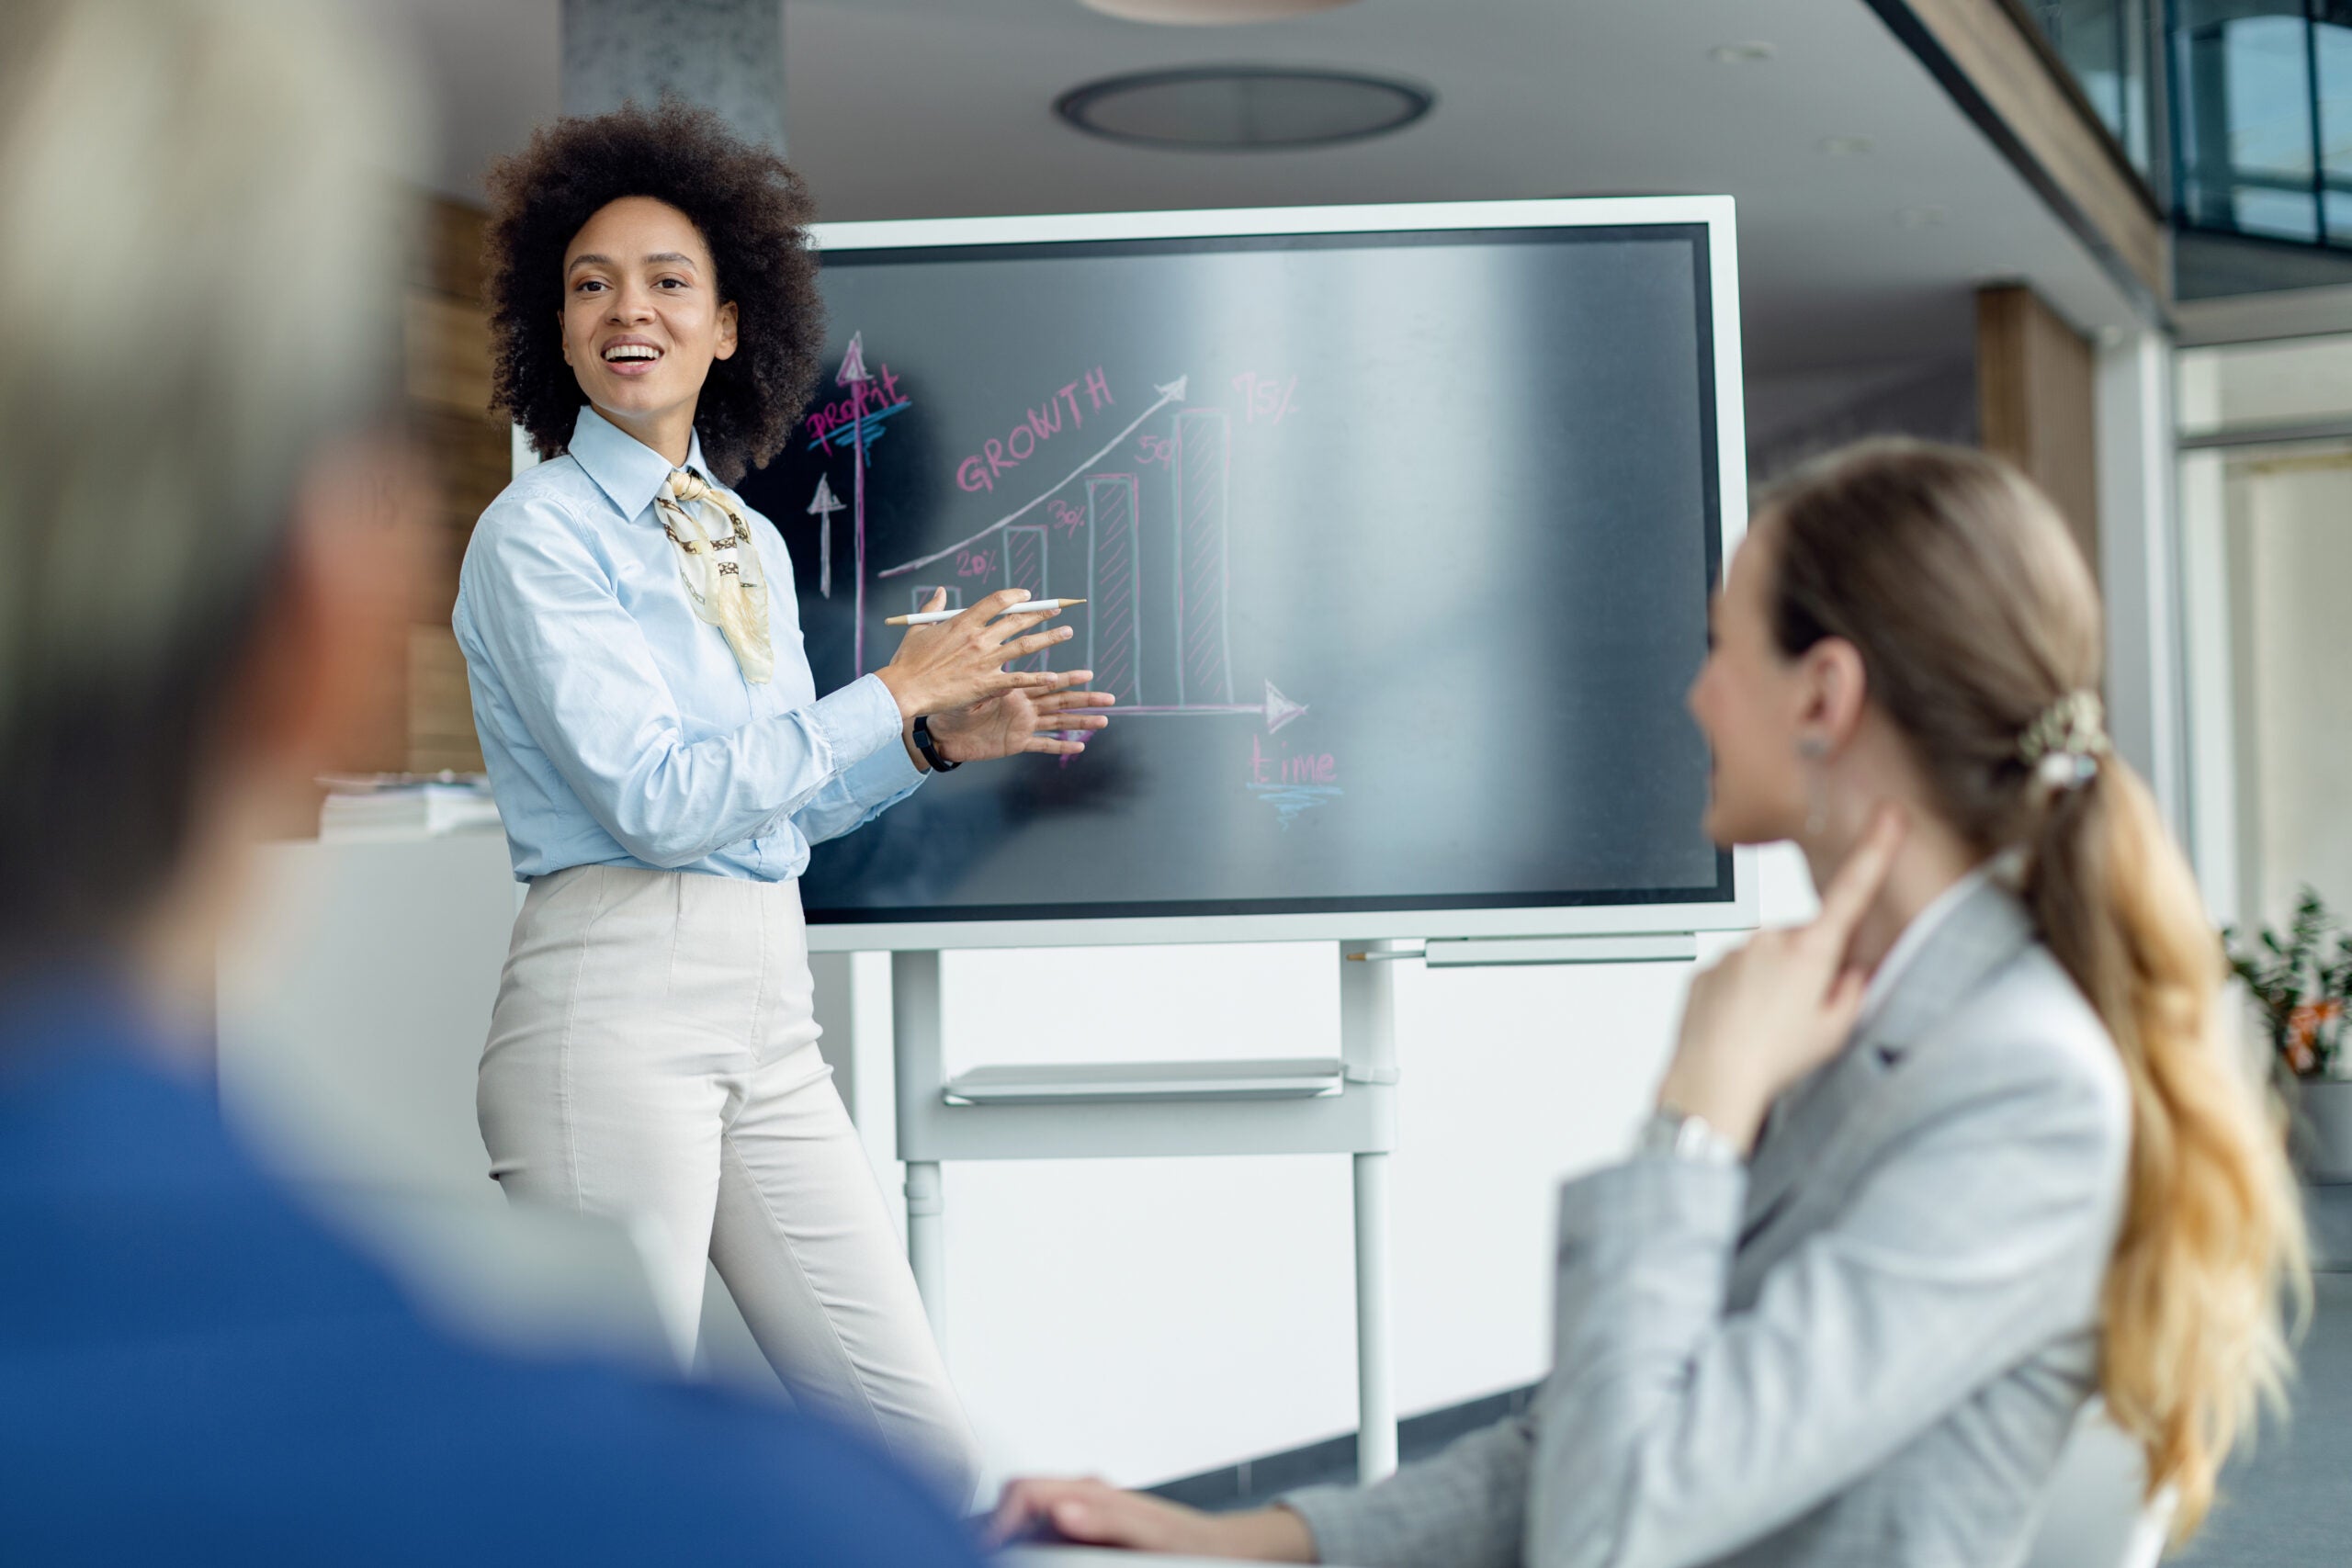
xmin=2226 ymin=887 xmax=2352 ymax=1183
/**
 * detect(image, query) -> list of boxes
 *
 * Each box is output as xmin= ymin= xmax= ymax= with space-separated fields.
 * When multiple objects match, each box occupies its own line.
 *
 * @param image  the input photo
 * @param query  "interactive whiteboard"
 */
xmin=736 ymin=200 xmax=1754 ymax=949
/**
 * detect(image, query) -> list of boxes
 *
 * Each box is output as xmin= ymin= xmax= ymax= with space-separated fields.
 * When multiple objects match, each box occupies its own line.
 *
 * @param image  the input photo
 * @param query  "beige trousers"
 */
xmin=477 ymin=863 xmax=977 ymax=1504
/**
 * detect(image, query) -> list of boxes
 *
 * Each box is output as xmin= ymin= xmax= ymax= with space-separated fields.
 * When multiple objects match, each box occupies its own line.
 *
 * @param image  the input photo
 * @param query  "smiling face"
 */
xmin=1687 ymin=513 xmax=1814 ymax=846
xmin=558 ymin=195 xmax=738 ymax=458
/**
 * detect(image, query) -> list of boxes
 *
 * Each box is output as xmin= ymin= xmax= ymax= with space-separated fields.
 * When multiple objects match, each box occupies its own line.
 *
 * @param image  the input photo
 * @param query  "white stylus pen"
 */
xmin=884 ymin=598 xmax=1085 ymax=626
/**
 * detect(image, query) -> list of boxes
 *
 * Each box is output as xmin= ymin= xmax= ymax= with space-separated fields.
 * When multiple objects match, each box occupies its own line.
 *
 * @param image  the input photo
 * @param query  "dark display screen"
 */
xmin=735 ymin=224 xmax=1732 ymax=924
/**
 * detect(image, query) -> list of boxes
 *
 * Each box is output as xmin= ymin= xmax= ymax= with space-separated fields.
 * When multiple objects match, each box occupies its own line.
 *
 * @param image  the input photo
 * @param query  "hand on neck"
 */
xmin=1802 ymin=790 xmax=1980 ymax=978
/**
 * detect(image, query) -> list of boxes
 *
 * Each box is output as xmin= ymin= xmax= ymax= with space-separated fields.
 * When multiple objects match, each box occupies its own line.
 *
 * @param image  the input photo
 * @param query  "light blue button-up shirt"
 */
xmin=454 ymin=405 xmax=923 ymax=883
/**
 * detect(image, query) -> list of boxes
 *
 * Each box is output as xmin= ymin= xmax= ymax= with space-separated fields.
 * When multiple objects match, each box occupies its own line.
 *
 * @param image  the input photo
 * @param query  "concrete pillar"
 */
xmin=2094 ymin=328 xmax=2187 ymax=842
xmin=560 ymin=0 xmax=786 ymax=155
xmin=2173 ymin=355 xmax=2242 ymax=926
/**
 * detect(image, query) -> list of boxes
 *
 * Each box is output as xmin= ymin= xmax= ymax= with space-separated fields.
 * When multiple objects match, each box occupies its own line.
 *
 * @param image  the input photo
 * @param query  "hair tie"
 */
xmin=2018 ymin=689 xmax=2109 ymax=797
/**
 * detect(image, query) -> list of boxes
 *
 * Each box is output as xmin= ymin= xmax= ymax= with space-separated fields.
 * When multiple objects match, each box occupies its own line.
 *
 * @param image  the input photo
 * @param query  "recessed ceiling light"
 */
xmin=1818 ymin=135 xmax=1872 ymax=156
xmin=1709 ymin=41 xmax=1776 ymax=64
xmin=1056 ymin=66 xmax=1432 ymax=150
xmin=1080 ymin=0 xmax=1361 ymax=21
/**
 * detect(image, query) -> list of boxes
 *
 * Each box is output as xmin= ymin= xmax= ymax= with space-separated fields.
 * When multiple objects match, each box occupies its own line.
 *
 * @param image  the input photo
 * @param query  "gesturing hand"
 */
xmin=875 ymin=588 xmax=1066 ymax=719
xmin=926 ymin=667 xmax=1115 ymax=763
xmin=1654 ymin=807 xmax=1908 ymax=1153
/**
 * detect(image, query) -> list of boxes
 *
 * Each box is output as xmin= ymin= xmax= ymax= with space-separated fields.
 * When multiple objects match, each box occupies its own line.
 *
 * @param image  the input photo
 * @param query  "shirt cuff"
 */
xmin=808 ymin=671 xmax=905 ymax=778
xmin=1273 ymin=1488 xmax=1370 ymax=1568
xmin=1558 ymin=1153 xmax=1747 ymax=1259
xmin=844 ymin=709 xmax=926 ymax=800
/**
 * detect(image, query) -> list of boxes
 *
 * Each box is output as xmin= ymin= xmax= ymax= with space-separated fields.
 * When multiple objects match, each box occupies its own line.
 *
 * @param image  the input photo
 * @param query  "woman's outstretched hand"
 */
xmin=987 ymin=1478 xmax=1317 ymax=1560
xmin=926 ymin=666 xmax=1115 ymax=763
xmin=876 ymin=588 xmax=1068 ymax=719
xmin=1654 ymin=807 xmax=1908 ymax=1153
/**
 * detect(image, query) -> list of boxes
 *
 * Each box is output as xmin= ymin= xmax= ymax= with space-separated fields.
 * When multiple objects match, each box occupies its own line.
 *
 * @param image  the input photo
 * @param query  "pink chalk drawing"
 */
xmin=1086 ymin=474 xmax=1140 ymax=705
xmin=1246 ymin=735 xmax=1341 ymax=829
xmin=1171 ymin=407 xmax=1233 ymax=707
xmin=846 ymin=367 xmax=1321 ymax=819
xmin=952 ymin=367 xmax=1117 ymax=495
xmin=879 ymin=375 xmax=1189 ymax=581
xmin=839 ymin=332 xmax=873 ymax=673
xmin=1231 ymin=371 xmax=1299 ymax=425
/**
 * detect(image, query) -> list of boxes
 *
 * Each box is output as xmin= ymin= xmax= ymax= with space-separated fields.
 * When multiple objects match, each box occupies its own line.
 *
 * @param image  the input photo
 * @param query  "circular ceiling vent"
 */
xmin=1056 ymin=66 xmax=1432 ymax=151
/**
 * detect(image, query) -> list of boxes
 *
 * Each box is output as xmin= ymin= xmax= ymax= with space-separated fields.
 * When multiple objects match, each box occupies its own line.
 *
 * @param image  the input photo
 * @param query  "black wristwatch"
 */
xmin=911 ymin=715 xmax=960 ymax=773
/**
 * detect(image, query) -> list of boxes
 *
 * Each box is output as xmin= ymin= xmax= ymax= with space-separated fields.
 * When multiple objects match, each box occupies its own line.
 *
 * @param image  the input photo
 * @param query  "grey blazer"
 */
xmin=1284 ymin=880 xmax=2132 ymax=1568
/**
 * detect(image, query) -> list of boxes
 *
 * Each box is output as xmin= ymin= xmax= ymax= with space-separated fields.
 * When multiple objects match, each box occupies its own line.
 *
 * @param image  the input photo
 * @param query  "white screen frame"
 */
xmin=800 ymin=197 xmax=1753 ymax=951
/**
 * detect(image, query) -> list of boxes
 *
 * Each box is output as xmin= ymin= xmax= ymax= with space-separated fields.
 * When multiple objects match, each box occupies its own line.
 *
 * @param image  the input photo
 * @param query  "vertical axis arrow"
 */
xmin=805 ymin=473 xmax=845 ymax=599
xmin=838 ymin=332 xmax=873 ymax=672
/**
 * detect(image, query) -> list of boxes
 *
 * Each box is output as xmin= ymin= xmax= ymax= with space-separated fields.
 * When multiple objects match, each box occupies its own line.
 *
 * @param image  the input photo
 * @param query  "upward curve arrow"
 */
xmin=877 ymin=376 xmax=1190 ymax=580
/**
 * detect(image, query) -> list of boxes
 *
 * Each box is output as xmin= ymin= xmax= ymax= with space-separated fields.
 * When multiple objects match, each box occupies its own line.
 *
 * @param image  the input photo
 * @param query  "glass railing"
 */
xmin=2173 ymin=1 xmax=2352 ymax=247
xmin=2025 ymin=0 xmax=2157 ymax=174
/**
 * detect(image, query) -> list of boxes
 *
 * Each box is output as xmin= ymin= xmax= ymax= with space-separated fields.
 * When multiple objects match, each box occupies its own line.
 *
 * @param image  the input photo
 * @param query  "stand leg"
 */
xmin=1340 ymin=941 xmax=1405 ymax=1483
xmin=1353 ymin=1149 xmax=1397 ymax=1482
xmin=906 ymin=1158 xmax=946 ymax=1347
xmin=891 ymin=951 xmax=949 ymax=1348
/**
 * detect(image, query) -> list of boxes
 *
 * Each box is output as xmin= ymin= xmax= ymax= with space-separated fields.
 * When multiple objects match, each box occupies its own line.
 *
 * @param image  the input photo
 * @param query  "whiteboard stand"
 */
xmin=889 ymin=940 xmax=1407 ymax=1484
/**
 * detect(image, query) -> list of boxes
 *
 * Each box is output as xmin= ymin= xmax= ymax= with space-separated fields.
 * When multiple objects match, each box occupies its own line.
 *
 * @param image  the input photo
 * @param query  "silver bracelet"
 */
xmin=1638 ymin=1107 xmax=1742 ymax=1167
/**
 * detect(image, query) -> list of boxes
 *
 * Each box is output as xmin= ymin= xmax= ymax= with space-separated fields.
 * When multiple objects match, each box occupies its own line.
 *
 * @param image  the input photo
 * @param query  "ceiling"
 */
xmin=363 ymin=0 xmax=2143 ymax=437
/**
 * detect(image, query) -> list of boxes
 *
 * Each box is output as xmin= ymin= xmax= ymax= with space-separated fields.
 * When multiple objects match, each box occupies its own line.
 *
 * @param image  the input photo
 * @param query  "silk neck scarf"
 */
xmin=657 ymin=467 xmax=774 ymax=685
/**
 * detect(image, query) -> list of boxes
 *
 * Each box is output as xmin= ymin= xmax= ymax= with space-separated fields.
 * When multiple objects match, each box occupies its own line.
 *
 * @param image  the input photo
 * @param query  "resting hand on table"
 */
xmin=1652 ymin=807 xmax=1907 ymax=1154
xmin=988 ymin=1478 xmax=1316 ymax=1561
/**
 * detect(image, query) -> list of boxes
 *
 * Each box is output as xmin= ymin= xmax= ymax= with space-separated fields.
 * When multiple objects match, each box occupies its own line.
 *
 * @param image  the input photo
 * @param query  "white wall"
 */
xmin=2176 ymin=333 xmax=2352 ymax=932
xmin=2233 ymin=454 xmax=2352 ymax=928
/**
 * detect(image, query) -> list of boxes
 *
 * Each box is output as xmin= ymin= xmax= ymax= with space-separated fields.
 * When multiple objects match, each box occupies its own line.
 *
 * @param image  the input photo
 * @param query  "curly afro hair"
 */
xmin=483 ymin=100 xmax=825 ymax=483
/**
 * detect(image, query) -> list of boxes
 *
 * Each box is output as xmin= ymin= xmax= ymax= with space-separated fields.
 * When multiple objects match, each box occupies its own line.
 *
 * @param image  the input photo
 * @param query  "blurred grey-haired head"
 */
xmin=0 ymin=0 xmax=418 ymax=963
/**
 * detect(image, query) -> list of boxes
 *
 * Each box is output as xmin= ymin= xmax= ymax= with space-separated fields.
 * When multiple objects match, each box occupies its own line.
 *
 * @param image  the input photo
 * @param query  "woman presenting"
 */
xmin=992 ymin=440 xmax=2304 ymax=1564
xmin=454 ymin=103 xmax=1110 ymax=1504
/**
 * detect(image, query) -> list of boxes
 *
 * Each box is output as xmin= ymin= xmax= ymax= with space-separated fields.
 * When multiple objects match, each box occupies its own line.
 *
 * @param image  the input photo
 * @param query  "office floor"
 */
xmin=1158 ymin=1273 xmax=2352 ymax=1566
xmin=2176 ymin=1267 xmax=2352 ymax=1567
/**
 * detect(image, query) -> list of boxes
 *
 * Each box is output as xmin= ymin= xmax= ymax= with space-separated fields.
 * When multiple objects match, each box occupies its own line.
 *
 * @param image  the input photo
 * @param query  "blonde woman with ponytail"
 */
xmin=991 ymin=438 xmax=2307 ymax=1567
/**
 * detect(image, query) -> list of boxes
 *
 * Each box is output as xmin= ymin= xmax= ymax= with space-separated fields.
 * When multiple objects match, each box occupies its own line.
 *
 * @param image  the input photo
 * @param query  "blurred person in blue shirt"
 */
xmin=0 ymin=2 xmax=986 ymax=1562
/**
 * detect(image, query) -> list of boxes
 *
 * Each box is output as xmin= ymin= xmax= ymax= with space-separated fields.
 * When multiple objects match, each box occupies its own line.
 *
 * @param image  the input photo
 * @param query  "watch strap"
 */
xmin=911 ymin=714 xmax=960 ymax=773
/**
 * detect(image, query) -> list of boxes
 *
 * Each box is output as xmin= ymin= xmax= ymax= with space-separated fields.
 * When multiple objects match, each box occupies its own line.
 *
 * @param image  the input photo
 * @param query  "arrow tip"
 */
xmin=836 ymin=331 xmax=871 ymax=385
xmin=1155 ymin=374 xmax=1190 ymax=402
xmin=807 ymin=474 xmax=839 ymax=512
xmin=1263 ymin=679 xmax=1308 ymax=735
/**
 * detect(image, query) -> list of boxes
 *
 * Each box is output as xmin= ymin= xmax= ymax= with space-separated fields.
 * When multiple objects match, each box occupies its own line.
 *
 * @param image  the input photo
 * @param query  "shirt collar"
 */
xmin=1854 ymin=861 xmax=1996 ymax=1038
xmin=567 ymin=404 xmax=712 ymax=523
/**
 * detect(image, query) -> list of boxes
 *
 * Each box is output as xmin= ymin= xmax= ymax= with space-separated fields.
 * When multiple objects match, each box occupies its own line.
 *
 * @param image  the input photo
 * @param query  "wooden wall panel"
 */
xmin=408 ymin=626 xmax=486 ymax=775
xmin=400 ymin=193 xmax=502 ymax=775
xmin=1977 ymin=282 xmax=2099 ymax=577
xmin=404 ymin=294 xmax=495 ymax=413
